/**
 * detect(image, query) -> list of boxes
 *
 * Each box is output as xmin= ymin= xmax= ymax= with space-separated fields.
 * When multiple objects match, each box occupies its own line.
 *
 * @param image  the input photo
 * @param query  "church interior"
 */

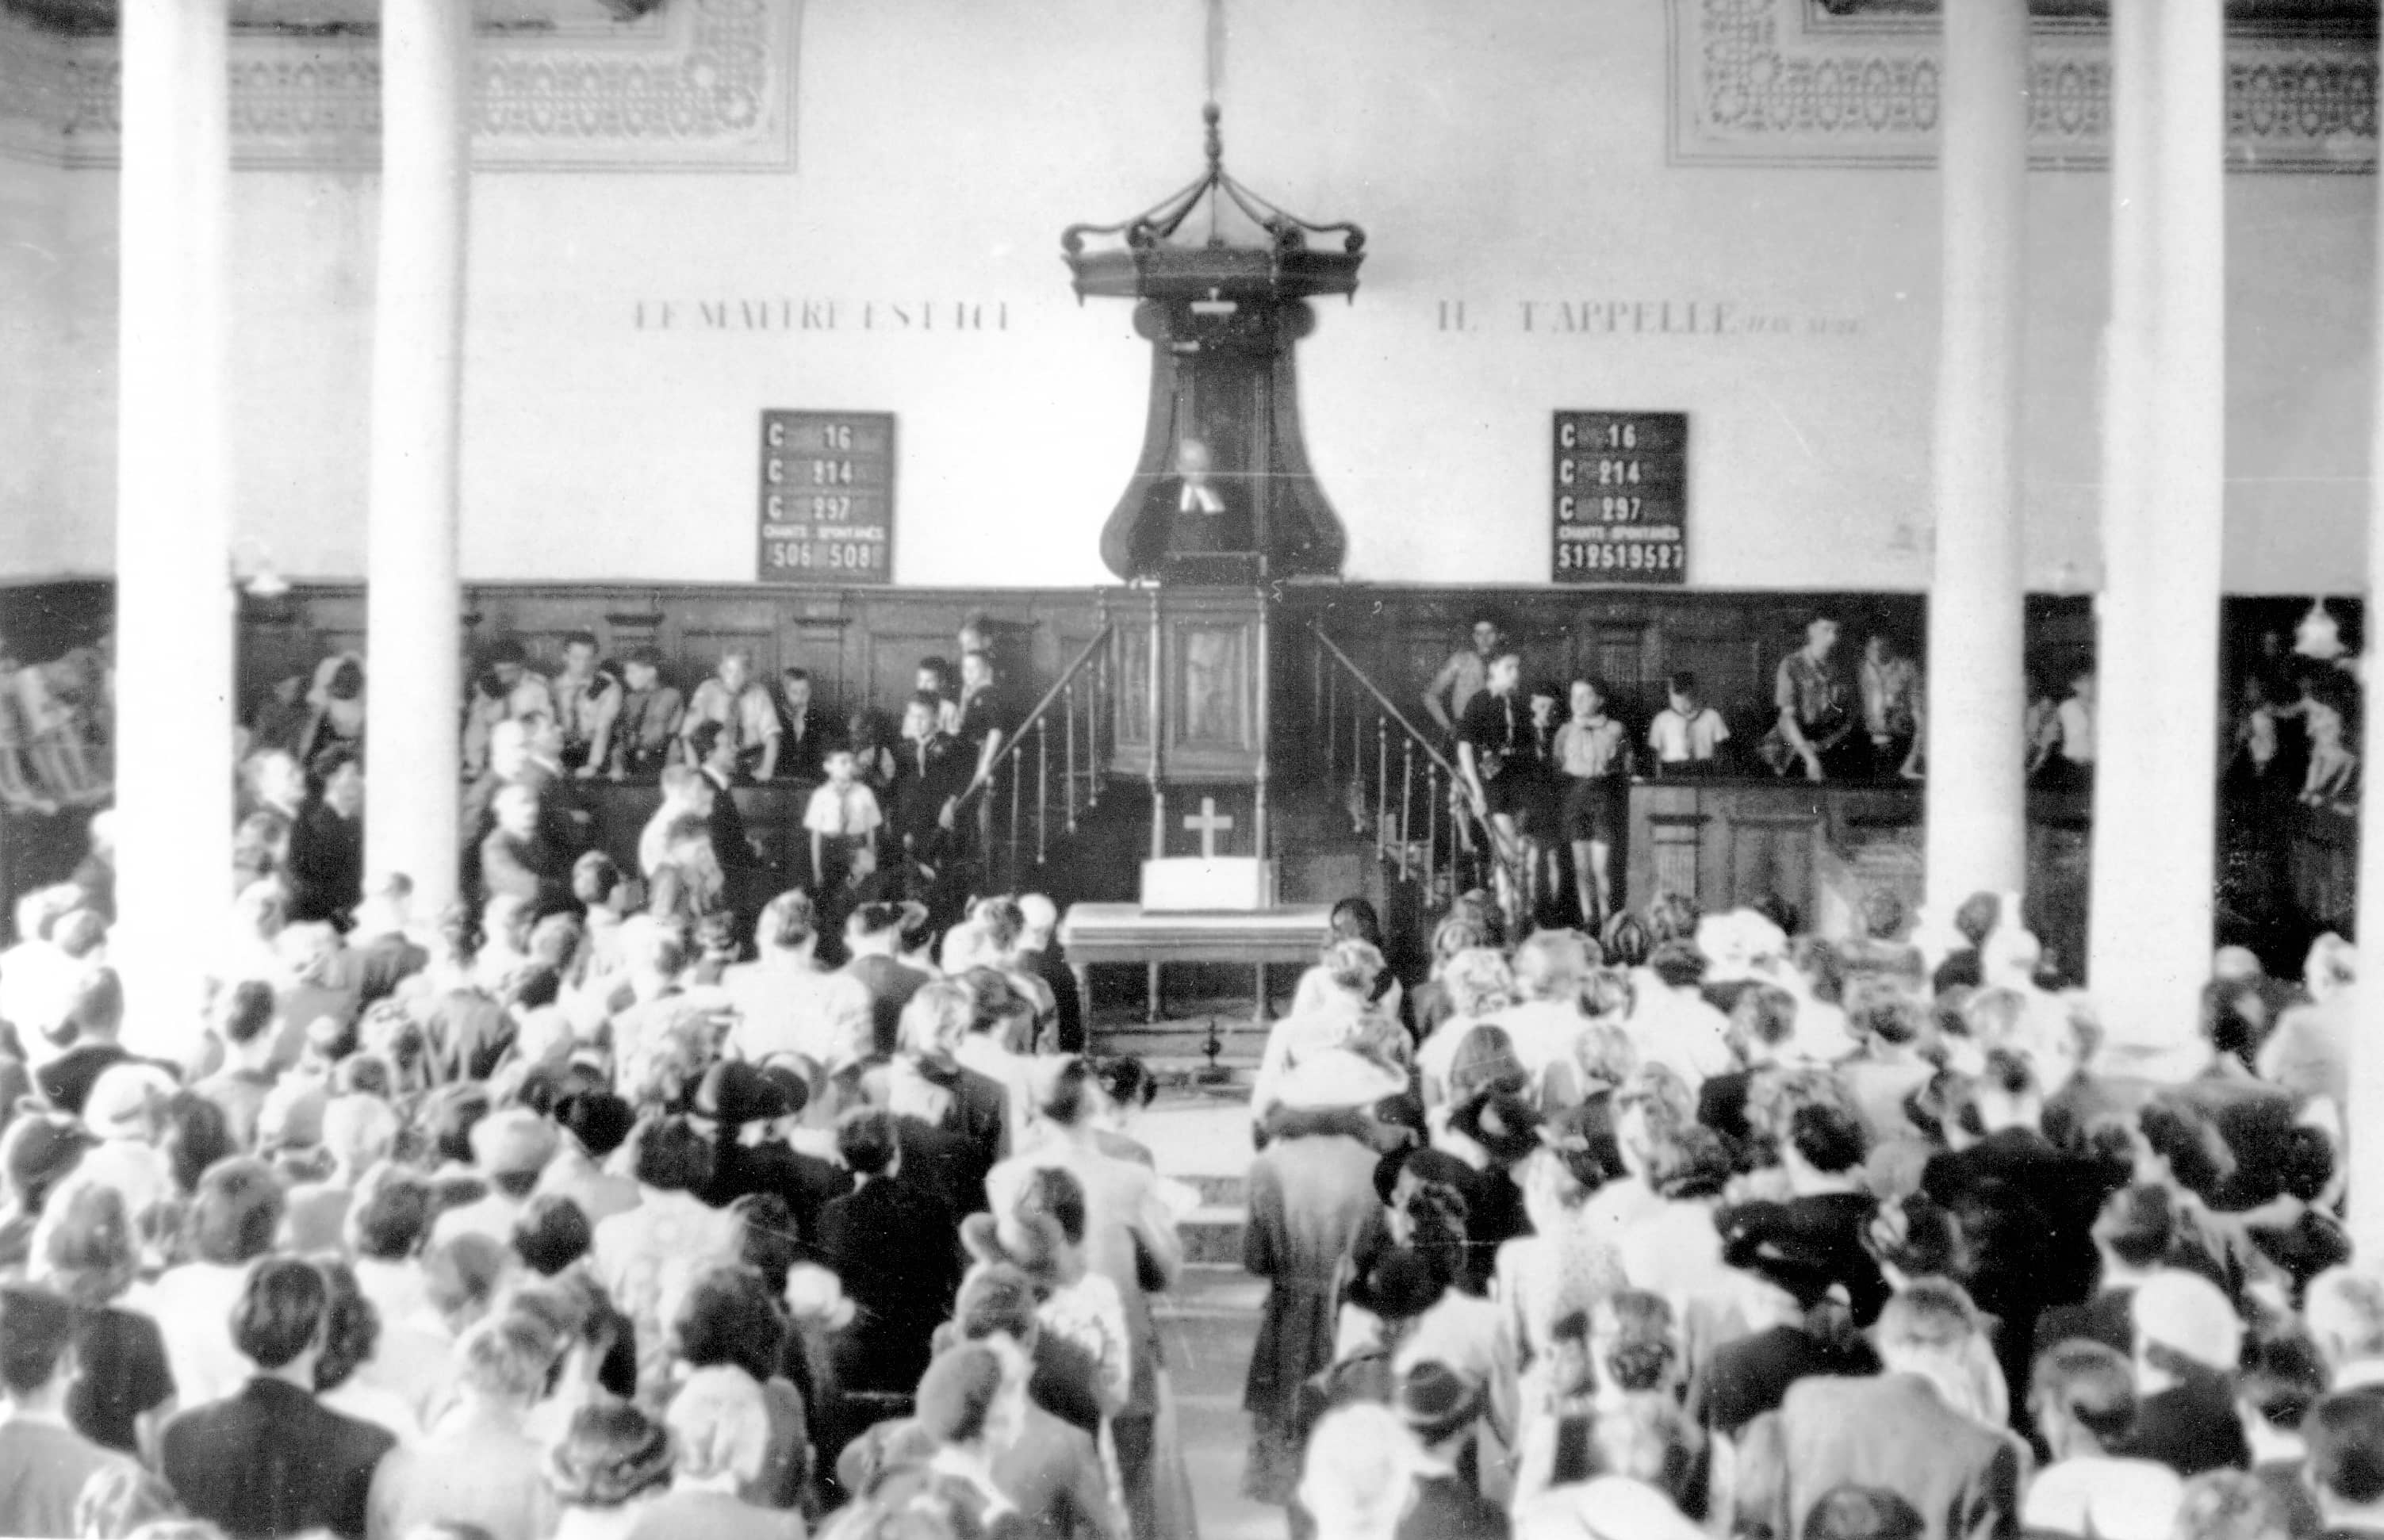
xmin=2 ymin=0 xmax=2384 ymax=1535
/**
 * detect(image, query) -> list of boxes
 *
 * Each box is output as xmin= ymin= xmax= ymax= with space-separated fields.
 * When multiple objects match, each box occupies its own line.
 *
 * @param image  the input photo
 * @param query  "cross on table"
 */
xmin=1183 ymin=796 xmax=1235 ymax=859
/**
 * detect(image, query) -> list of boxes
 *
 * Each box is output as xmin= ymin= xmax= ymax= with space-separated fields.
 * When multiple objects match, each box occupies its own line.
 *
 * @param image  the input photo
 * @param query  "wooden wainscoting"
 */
xmin=238 ymin=583 xmax=1114 ymax=737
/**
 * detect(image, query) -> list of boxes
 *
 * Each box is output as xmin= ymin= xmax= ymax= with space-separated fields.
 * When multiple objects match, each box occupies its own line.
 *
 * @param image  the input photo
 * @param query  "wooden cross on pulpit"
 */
xmin=1183 ymin=797 xmax=1234 ymax=860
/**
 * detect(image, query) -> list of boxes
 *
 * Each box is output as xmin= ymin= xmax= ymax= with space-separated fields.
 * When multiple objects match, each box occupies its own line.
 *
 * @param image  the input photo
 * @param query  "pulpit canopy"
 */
xmin=1064 ymin=105 xmax=1363 ymax=583
xmin=1061 ymin=104 xmax=1365 ymax=305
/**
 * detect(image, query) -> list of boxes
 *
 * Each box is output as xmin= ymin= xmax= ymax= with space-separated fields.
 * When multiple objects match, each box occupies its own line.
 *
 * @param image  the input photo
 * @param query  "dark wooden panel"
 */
xmin=1622 ymin=779 xmax=2092 ymax=967
xmin=0 ymin=580 xmax=110 ymax=665
xmin=1713 ymin=791 xmax=1826 ymax=918
xmin=862 ymin=619 xmax=964 ymax=718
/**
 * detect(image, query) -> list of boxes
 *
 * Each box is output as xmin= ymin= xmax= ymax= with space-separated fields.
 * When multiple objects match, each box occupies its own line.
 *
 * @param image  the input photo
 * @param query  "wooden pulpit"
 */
xmin=1108 ymin=584 xmax=1275 ymax=866
xmin=1054 ymin=106 xmax=1364 ymax=1035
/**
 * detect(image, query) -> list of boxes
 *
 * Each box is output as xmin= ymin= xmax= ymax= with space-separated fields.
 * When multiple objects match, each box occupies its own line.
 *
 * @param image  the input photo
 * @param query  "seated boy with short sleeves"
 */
xmin=1647 ymin=669 xmax=1730 ymax=776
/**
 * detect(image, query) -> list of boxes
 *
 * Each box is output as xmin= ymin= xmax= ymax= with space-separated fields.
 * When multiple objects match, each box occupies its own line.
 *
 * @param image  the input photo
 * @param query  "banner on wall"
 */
xmin=757 ymin=411 xmax=897 ymax=585
xmin=1552 ymin=410 xmax=1688 ymax=586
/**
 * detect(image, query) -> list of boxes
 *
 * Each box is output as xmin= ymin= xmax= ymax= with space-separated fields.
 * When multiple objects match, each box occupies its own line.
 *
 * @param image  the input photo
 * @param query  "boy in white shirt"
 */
xmin=805 ymin=749 xmax=883 ymax=893
xmin=1646 ymin=670 xmax=1730 ymax=776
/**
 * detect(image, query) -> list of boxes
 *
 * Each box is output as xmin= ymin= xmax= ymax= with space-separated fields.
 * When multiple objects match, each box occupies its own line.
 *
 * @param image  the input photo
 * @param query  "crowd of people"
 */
xmin=0 ymin=597 xmax=2374 ymax=1540
xmin=0 ymin=822 xmax=1195 ymax=1539
xmin=4 ymin=766 xmax=2382 ymax=1540
xmin=1419 ymin=600 xmax=2377 ymax=942
xmin=225 ymin=623 xmax=1021 ymax=952
xmin=1236 ymin=883 xmax=2369 ymax=1540
xmin=243 ymin=626 xmax=1011 ymax=802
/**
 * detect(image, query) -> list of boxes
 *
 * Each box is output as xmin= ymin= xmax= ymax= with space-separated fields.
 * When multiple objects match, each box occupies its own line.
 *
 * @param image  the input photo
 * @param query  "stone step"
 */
xmin=1141 ymin=1065 xmax=1258 ymax=1098
xmin=1181 ymin=1204 xmax=1248 ymax=1267
xmin=1090 ymin=1020 xmax=1271 ymax=1053
xmin=1183 ymin=1172 xmax=1247 ymax=1209
xmin=1154 ymin=1267 xmax=1270 ymax=1407
xmin=1155 ymin=1263 xmax=1268 ymax=1318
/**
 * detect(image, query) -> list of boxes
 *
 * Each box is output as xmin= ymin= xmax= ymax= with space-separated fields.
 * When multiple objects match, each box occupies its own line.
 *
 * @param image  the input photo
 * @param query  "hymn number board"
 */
xmin=1552 ymin=411 xmax=1688 ymax=586
xmin=757 ymin=410 xmax=896 ymax=585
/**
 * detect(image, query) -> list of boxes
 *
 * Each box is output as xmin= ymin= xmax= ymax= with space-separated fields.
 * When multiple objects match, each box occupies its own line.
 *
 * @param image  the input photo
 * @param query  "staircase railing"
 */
xmin=955 ymin=624 xmax=1115 ymax=891
xmin=1305 ymin=623 xmax=1523 ymax=912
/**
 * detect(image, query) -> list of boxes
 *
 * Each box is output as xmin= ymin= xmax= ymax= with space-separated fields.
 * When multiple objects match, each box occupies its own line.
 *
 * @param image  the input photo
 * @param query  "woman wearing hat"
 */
xmin=837 ymin=1343 xmax=1028 ymax=1538
xmin=1297 ymin=1244 xmax=1449 ymax=1446
xmin=1414 ymin=949 xmax=1520 ymax=1121
xmin=962 ymin=1168 xmax=1130 ymax=1420
xmin=1250 ymin=940 xmax=1412 ymax=1129
xmin=987 ymin=1057 xmax=1188 ymax=1540
xmin=548 ymin=1401 xmax=674 ymax=1540
xmin=1239 ymin=1047 xmax=1406 ymax=1508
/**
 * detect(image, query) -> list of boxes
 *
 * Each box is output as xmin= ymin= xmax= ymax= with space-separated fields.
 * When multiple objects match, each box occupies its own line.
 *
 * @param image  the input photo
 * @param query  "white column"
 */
xmin=1923 ymin=0 xmax=2031 ymax=917
xmin=113 ymin=0 xmax=232 ymax=1058
xmin=2349 ymin=14 xmax=2384 ymax=1255
xmin=2087 ymin=0 xmax=2227 ymax=1067
xmin=363 ymin=0 xmax=472 ymax=916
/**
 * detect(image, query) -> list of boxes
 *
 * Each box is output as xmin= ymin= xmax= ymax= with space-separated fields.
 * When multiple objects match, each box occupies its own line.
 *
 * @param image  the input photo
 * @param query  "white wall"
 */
xmin=0 ymin=150 xmax=72 ymax=576
xmin=2 ymin=0 xmax=2374 ymax=592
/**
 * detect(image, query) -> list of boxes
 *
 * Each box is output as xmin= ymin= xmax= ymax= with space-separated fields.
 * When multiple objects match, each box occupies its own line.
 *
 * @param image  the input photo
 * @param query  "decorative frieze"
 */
xmin=1671 ymin=0 xmax=2374 ymax=172
xmin=0 ymin=0 xmax=795 ymax=171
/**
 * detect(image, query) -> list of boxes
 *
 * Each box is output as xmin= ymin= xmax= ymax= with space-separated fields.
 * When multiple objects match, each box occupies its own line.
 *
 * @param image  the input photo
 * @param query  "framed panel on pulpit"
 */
xmin=1163 ymin=593 xmax=1264 ymax=781
xmin=1174 ymin=625 xmax=1251 ymax=749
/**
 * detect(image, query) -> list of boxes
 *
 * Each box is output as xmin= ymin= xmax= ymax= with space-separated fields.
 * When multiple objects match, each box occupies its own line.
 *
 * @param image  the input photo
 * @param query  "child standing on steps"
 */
xmin=806 ymin=748 xmax=882 ymax=898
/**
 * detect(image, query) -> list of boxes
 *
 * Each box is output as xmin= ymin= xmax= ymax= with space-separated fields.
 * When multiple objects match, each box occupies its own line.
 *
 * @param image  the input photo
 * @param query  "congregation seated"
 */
xmin=0 ymin=607 xmax=2379 ymax=1540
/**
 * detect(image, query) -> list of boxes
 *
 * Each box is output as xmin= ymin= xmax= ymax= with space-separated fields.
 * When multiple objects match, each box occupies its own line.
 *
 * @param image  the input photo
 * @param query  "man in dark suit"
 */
xmin=2033 ymin=1182 xmax=2178 ymax=1362
xmin=1734 ymin=1280 xmax=2027 ymax=1540
xmin=163 ymin=1257 xmax=396 ymax=1540
xmin=1131 ymin=436 xmax=1253 ymax=577
xmin=775 ymin=667 xmax=835 ymax=783
xmin=284 ymin=747 xmax=364 ymax=926
xmin=815 ymin=1110 xmax=963 ymax=1400
xmin=1920 ymin=1050 xmax=2123 ymax=1433
xmin=688 ymin=719 xmax=768 ymax=926
xmin=688 ymin=721 xmax=760 ymax=871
